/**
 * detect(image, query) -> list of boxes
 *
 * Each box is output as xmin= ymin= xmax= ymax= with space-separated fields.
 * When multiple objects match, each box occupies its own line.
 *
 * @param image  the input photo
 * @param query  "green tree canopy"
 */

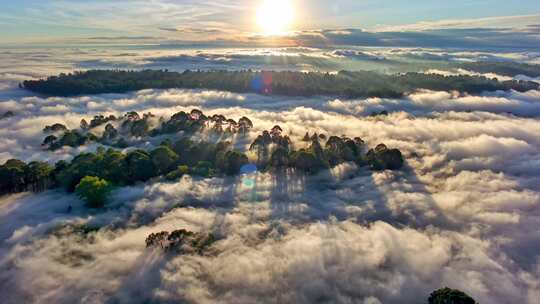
xmin=366 ymin=144 xmax=404 ymax=171
xmin=25 ymin=161 xmax=54 ymax=192
xmin=291 ymin=150 xmax=319 ymax=174
xmin=0 ymin=159 xmax=28 ymax=194
xmin=150 ymin=146 xmax=179 ymax=175
xmin=75 ymin=176 xmax=112 ymax=208
xmin=219 ymin=151 xmax=249 ymax=175
xmin=126 ymin=150 xmax=156 ymax=183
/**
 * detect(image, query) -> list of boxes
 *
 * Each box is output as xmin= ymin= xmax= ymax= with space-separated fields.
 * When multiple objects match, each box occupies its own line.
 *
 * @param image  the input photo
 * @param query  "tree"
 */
xmin=269 ymin=147 xmax=289 ymax=168
xmin=428 ymin=287 xmax=476 ymax=304
xmin=43 ymin=123 xmax=67 ymax=133
xmin=145 ymin=229 xmax=216 ymax=254
xmin=146 ymin=231 xmax=169 ymax=248
xmin=130 ymin=119 xmax=150 ymax=137
xmin=124 ymin=111 xmax=140 ymax=121
xmin=126 ymin=150 xmax=155 ymax=183
xmin=25 ymin=161 xmax=54 ymax=192
xmin=270 ymin=125 xmax=283 ymax=138
xmin=150 ymin=146 xmax=179 ymax=175
xmin=80 ymin=119 xmax=89 ymax=130
xmin=190 ymin=109 xmax=203 ymax=120
xmin=115 ymin=138 xmax=129 ymax=148
xmin=90 ymin=115 xmax=115 ymax=128
xmin=102 ymin=123 xmax=118 ymax=141
xmin=291 ymin=150 xmax=319 ymax=174
xmin=219 ymin=151 xmax=249 ymax=175
xmin=225 ymin=118 xmax=237 ymax=133
xmin=99 ymin=149 xmax=128 ymax=182
xmin=238 ymin=116 xmax=253 ymax=134
xmin=166 ymin=165 xmax=190 ymax=181
xmin=193 ymin=161 xmax=214 ymax=177
xmin=366 ymin=144 xmax=404 ymax=170
xmin=250 ymin=131 xmax=272 ymax=165
xmin=48 ymin=130 xmax=93 ymax=150
xmin=75 ymin=176 xmax=112 ymax=208
xmin=0 ymin=159 xmax=28 ymax=194
xmin=325 ymin=136 xmax=346 ymax=166
xmin=55 ymin=152 xmax=101 ymax=192
xmin=42 ymin=135 xmax=58 ymax=147
xmin=161 ymin=111 xmax=190 ymax=134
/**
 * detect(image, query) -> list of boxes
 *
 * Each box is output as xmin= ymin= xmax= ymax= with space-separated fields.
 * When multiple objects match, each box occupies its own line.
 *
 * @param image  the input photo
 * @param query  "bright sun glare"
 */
xmin=257 ymin=0 xmax=294 ymax=35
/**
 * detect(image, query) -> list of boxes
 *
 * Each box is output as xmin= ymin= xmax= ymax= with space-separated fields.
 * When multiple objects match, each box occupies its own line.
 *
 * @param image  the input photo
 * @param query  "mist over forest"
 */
xmin=1 ymin=42 xmax=540 ymax=304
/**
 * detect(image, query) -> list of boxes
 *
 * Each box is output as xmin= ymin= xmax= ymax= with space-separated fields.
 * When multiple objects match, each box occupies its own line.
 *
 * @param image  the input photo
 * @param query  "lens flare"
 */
xmin=241 ymin=164 xmax=258 ymax=189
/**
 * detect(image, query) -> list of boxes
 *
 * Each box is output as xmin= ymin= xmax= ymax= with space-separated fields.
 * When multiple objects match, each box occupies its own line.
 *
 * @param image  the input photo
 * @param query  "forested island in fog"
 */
xmin=1 ymin=109 xmax=404 ymax=201
xmin=22 ymin=69 xmax=539 ymax=98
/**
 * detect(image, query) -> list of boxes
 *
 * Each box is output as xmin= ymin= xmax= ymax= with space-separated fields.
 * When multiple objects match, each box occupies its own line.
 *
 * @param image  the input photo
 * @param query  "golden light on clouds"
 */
xmin=256 ymin=0 xmax=294 ymax=35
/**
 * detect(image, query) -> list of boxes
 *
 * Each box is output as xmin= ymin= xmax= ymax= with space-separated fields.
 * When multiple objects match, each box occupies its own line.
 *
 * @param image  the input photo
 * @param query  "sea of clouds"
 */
xmin=0 ymin=47 xmax=540 ymax=304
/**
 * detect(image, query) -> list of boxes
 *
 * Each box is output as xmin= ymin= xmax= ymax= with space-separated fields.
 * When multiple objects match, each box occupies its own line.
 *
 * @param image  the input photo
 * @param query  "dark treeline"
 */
xmin=2 ymin=108 xmax=404 ymax=203
xmin=0 ymin=141 xmax=249 ymax=199
xmin=41 ymin=109 xmax=254 ymax=151
xmin=460 ymin=61 xmax=540 ymax=78
xmin=22 ymin=69 xmax=539 ymax=98
xmin=0 ymin=137 xmax=402 ymax=200
xmin=0 ymin=159 xmax=55 ymax=194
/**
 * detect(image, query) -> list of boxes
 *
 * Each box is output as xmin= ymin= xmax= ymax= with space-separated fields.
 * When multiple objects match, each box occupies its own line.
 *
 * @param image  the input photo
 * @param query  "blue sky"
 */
xmin=1 ymin=0 xmax=540 ymax=44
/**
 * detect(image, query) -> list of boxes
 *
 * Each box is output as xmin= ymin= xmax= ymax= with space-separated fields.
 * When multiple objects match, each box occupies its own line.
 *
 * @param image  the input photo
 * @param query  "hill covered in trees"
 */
xmin=22 ymin=69 xmax=539 ymax=98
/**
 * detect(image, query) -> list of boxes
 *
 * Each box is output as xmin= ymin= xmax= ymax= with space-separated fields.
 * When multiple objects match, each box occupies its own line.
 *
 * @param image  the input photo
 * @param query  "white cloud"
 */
xmin=376 ymin=14 xmax=540 ymax=32
xmin=1 ymin=47 xmax=540 ymax=304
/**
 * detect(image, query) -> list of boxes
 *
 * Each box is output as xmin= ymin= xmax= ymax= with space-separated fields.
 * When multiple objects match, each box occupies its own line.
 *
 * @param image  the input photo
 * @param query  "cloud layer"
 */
xmin=1 ymin=47 xmax=540 ymax=304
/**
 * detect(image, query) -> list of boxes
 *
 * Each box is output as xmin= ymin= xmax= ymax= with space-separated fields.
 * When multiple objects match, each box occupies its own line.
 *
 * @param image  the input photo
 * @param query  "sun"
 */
xmin=256 ymin=0 xmax=294 ymax=35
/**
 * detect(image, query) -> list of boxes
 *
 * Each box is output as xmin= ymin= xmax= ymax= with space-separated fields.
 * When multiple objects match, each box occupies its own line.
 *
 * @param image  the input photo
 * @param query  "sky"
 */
xmin=2 ymin=2 xmax=540 ymax=303
xmin=1 ymin=0 xmax=540 ymax=44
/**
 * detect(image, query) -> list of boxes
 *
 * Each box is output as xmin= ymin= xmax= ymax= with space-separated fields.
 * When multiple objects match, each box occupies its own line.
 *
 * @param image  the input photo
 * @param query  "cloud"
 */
xmin=1 ymin=167 xmax=539 ymax=303
xmin=159 ymin=27 xmax=227 ymax=35
xmin=326 ymin=89 xmax=540 ymax=118
xmin=70 ymin=47 xmax=345 ymax=72
xmin=0 ymin=0 xmax=247 ymax=44
xmin=81 ymin=36 xmax=163 ymax=44
xmin=326 ymin=50 xmax=386 ymax=61
xmin=1 ymin=47 xmax=540 ymax=304
xmin=376 ymin=14 xmax=540 ymax=32
xmin=287 ymin=27 xmax=540 ymax=49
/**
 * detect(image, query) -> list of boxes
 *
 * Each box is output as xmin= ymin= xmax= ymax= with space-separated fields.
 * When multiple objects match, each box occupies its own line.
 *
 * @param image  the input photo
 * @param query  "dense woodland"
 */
xmin=1 ymin=109 xmax=403 ymax=206
xmin=22 ymin=69 xmax=539 ymax=98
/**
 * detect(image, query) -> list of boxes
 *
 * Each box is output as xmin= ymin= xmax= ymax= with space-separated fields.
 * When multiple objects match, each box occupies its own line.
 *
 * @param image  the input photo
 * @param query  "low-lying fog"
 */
xmin=1 ymin=47 xmax=539 ymax=304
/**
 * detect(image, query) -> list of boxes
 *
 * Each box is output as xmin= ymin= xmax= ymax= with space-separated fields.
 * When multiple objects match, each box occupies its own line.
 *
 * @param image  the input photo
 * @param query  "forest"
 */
xmin=21 ymin=69 xmax=539 ymax=98
xmin=1 ymin=109 xmax=404 ymax=207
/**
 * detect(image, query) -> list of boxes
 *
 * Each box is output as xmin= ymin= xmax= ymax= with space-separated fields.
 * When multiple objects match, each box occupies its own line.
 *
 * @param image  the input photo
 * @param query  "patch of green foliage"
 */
xmin=0 ymin=159 xmax=54 ymax=194
xmin=75 ymin=176 xmax=112 ymax=208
